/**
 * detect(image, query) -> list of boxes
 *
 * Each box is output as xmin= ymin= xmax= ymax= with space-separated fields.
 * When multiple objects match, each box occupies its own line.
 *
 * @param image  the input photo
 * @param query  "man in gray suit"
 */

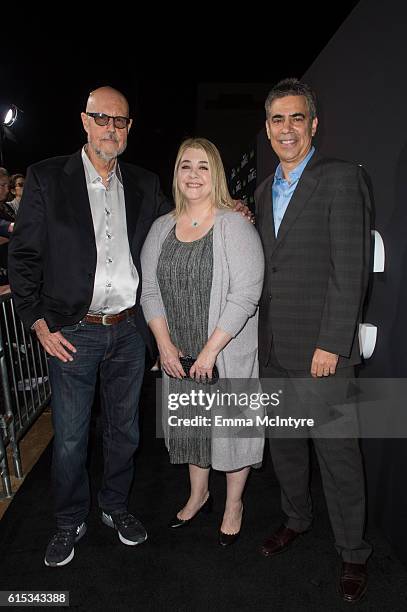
xmin=255 ymin=78 xmax=372 ymax=603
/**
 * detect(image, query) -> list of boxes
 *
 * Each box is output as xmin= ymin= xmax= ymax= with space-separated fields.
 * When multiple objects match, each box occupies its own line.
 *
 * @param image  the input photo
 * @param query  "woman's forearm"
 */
xmin=203 ymin=327 xmax=232 ymax=358
xmin=149 ymin=316 xmax=186 ymax=378
xmin=148 ymin=317 xmax=173 ymax=350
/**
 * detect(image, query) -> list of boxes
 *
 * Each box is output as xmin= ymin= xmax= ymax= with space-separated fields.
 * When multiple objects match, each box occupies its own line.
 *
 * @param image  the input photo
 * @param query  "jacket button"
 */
xmin=269 ymin=294 xmax=272 ymax=300
xmin=271 ymin=266 xmax=277 ymax=273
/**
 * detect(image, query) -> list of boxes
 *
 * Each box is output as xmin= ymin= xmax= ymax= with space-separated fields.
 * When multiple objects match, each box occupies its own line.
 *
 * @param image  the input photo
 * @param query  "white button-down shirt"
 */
xmin=81 ymin=146 xmax=139 ymax=314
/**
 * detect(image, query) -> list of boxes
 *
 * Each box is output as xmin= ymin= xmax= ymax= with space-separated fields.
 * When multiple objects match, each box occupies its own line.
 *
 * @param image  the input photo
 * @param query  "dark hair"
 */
xmin=9 ymin=173 xmax=24 ymax=190
xmin=265 ymin=78 xmax=317 ymax=120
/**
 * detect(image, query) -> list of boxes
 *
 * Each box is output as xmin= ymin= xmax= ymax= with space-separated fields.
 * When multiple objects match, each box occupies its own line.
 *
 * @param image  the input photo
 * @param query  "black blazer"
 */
xmin=255 ymin=153 xmax=372 ymax=371
xmin=0 ymin=218 xmax=11 ymax=238
xmin=8 ymin=150 xmax=173 ymax=349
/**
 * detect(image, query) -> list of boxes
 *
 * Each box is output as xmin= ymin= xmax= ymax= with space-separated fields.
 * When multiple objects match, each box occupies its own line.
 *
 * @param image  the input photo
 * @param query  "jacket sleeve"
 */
xmin=8 ymin=166 xmax=47 ymax=329
xmin=140 ymin=218 xmax=167 ymax=323
xmin=316 ymin=165 xmax=372 ymax=357
xmin=216 ymin=215 xmax=265 ymax=337
xmin=0 ymin=218 xmax=11 ymax=238
xmin=153 ymin=175 xmax=174 ymax=218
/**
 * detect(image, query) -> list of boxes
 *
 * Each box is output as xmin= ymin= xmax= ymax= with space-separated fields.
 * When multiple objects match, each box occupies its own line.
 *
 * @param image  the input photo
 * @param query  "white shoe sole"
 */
xmin=44 ymin=522 xmax=87 ymax=567
xmin=44 ymin=548 xmax=75 ymax=567
xmin=102 ymin=512 xmax=148 ymax=546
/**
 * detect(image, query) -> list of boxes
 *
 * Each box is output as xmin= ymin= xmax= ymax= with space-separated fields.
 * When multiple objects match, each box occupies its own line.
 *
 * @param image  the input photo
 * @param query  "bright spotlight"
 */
xmin=2 ymin=105 xmax=19 ymax=127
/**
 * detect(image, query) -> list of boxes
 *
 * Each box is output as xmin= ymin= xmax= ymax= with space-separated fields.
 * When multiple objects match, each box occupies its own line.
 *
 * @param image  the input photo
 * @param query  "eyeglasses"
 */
xmin=86 ymin=112 xmax=131 ymax=129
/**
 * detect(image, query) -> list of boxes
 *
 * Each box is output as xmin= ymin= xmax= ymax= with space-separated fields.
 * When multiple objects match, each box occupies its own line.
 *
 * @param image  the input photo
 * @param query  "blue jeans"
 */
xmin=48 ymin=317 xmax=145 ymax=529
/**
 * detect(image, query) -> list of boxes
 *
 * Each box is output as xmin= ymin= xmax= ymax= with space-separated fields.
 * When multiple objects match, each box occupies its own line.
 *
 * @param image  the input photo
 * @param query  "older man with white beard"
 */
xmin=9 ymin=86 xmax=173 ymax=567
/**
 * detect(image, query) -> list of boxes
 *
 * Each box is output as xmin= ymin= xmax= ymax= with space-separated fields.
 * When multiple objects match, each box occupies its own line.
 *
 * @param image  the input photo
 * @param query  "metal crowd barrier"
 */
xmin=0 ymin=288 xmax=51 ymax=498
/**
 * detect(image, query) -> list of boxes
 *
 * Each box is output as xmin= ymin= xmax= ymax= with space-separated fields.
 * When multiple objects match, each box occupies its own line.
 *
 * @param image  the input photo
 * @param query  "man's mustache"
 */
xmin=101 ymin=134 xmax=119 ymax=143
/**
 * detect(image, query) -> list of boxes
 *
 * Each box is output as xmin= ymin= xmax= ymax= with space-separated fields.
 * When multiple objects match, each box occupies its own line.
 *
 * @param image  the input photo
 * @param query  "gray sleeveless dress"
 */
xmin=157 ymin=226 xmax=214 ymax=467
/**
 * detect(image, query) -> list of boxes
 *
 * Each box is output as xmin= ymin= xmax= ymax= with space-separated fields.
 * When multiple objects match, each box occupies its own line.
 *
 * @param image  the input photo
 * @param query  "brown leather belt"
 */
xmin=84 ymin=306 xmax=136 ymax=326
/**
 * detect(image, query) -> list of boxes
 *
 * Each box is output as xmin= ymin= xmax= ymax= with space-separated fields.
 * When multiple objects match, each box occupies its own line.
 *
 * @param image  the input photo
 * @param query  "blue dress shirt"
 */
xmin=272 ymin=147 xmax=315 ymax=237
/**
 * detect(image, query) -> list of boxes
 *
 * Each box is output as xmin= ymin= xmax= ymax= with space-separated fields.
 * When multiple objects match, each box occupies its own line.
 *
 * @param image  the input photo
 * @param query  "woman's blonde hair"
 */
xmin=172 ymin=137 xmax=234 ymax=217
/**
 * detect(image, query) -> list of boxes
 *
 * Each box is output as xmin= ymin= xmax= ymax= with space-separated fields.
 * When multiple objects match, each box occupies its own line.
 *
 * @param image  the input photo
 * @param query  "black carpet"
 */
xmin=1 ymin=371 xmax=407 ymax=611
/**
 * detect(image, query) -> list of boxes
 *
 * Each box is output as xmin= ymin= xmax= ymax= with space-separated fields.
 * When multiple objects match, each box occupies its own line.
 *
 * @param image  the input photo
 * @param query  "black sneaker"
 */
xmin=44 ymin=522 xmax=87 ymax=567
xmin=102 ymin=510 xmax=147 ymax=546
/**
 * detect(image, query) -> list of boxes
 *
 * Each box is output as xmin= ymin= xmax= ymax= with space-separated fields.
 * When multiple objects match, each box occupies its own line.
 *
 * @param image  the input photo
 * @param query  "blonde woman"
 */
xmin=141 ymin=138 xmax=264 ymax=545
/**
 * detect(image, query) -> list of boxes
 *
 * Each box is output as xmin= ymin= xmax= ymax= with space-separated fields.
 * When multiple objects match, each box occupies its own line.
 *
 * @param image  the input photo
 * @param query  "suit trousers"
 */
xmin=260 ymin=357 xmax=372 ymax=563
xmin=48 ymin=316 xmax=145 ymax=528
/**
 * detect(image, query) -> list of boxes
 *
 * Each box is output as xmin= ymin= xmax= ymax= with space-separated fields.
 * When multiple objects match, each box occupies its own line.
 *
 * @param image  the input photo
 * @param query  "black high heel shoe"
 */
xmin=219 ymin=505 xmax=244 ymax=546
xmin=169 ymin=494 xmax=212 ymax=528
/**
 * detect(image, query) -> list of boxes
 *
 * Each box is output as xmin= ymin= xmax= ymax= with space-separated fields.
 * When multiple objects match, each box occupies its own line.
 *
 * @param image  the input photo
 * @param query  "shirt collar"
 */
xmin=81 ymin=146 xmax=122 ymax=185
xmin=274 ymin=146 xmax=315 ymax=183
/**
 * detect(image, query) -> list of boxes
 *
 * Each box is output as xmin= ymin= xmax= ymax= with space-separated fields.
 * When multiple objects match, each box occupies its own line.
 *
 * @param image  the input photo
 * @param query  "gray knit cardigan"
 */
xmin=141 ymin=209 xmax=265 ymax=470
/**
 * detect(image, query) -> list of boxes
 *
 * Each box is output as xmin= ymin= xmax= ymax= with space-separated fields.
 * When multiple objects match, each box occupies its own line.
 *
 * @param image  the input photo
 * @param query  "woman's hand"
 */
xmin=159 ymin=342 xmax=185 ymax=379
xmin=190 ymin=346 xmax=218 ymax=382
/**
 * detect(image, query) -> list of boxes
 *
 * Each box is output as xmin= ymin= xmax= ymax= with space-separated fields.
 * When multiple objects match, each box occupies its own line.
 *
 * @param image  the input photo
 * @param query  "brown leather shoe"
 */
xmin=339 ymin=562 xmax=367 ymax=603
xmin=261 ymin=525 xmax=303 ymax=557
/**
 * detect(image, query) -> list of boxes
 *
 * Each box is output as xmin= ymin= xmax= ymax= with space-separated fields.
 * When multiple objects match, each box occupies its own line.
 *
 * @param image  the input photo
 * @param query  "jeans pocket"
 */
xmin=127 ymin=316 xmax=138 ymax=329
xmin=60 ymin=323 xmax=81 ymax=332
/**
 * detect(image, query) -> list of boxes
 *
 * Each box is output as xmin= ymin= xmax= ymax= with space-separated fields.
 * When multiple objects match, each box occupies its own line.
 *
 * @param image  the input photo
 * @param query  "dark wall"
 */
xmin=256 ymin=0 xmax=407 ymax=563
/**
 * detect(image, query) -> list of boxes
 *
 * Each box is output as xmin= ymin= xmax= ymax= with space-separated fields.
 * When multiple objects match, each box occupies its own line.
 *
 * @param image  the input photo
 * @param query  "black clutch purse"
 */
xmin=179 ymin=355 xmax=219 ymax=385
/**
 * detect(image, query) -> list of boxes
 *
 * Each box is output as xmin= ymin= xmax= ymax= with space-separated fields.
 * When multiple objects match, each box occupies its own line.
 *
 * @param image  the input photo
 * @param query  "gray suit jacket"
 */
xmin=255 ymin=152 xmax=372 ymax=371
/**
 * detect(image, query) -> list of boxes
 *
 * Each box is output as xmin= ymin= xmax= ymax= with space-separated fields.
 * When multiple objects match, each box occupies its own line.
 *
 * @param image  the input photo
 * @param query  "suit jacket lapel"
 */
xmin=63 ymin=153 xmax=144 ymax=258
xmin=119 ymin=162 xmax=143 ymax=246
xmin=272 ymin=153 xmax=320 ymax=255
xmin=258 ymin=175 xmax=277 ymax=255
xmin=63 ymin=151 xmax=95 ymax=243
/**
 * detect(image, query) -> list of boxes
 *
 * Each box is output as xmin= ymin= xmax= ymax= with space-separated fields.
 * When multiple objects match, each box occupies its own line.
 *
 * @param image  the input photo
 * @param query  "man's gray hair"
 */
xmin=265 ymin=78 xmax=317 ymax=120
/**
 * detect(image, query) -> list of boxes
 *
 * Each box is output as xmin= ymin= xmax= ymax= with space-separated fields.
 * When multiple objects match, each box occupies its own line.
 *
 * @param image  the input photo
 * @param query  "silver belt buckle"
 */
xmin=102 ymin=314 xmax=112 ymax=326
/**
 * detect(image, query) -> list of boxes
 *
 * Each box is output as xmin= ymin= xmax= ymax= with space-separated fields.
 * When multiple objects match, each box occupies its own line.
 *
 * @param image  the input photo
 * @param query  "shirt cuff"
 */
xmin=31 ymin=317 xmax=45 ymax=330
